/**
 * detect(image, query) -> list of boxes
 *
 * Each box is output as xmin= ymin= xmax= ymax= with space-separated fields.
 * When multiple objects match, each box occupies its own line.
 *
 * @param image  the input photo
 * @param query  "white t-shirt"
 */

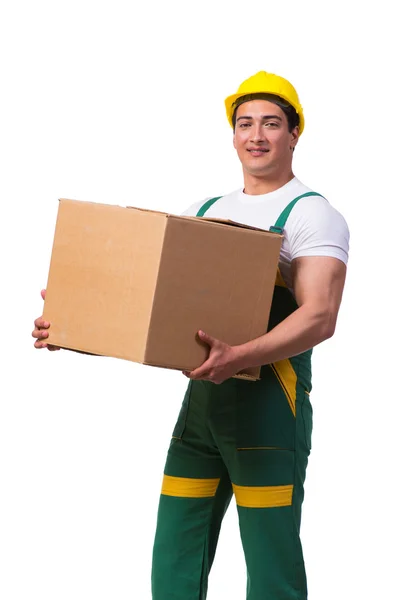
xmin=182 ymin=177 xmax=350 ymax=292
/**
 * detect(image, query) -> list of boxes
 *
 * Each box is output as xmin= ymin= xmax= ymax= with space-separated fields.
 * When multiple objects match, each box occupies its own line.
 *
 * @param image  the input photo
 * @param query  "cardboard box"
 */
xmin=43 ymin=199 xmax=283 ymax=380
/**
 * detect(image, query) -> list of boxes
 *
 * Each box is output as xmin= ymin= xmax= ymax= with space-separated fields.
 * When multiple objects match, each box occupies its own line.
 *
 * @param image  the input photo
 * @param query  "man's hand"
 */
xmin=32 ymin=289 xmax=60 ymax=351
xmin=183 ymin=330 xmax=243 ymax=384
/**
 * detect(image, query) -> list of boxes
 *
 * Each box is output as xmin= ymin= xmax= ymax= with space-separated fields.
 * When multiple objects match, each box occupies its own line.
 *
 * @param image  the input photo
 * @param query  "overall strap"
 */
xmin=196 ymin=197 xmax=222 ymax=217
xmin=269 ymin=192 xmax=324 ymax=234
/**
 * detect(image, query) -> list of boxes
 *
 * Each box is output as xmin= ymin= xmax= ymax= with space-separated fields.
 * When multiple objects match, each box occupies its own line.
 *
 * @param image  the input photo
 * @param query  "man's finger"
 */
xmin=34 ymin=318 xmax=50 ymax=329
xmin=34 ymin=339 xmax=47 ymax=349
xmin=41 ymin=289 xmax=46 ymax=301
xmin=188 ymin=360 xmax=213 ymax=380
xmin=32 ymin=328 xmax=49 ymax=339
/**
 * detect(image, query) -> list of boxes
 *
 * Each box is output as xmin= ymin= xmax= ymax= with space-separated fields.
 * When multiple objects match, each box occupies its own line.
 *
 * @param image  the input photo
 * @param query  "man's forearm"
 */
xmin=234 ymin=305 xmax=336 ymax=370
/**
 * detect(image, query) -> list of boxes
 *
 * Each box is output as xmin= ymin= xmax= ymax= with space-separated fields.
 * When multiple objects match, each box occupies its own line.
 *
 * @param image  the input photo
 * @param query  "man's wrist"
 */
xmin=232 ymin=342 xmax=256 ymax=372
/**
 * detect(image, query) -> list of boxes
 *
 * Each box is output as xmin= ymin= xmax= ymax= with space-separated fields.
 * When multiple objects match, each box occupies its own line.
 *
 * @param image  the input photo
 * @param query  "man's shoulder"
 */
xmin=285 ymin=185 xmax=350 ymax=262
xmin=289 ymin=186 xmax=347 ymax=224
xmin=288 ymin=196 xmax=349 ymax=240
xmin=286 ymin=177 xmax=320 ymax=199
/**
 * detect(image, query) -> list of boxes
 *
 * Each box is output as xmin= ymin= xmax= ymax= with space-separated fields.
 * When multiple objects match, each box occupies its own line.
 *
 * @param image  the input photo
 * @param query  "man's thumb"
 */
xmin=198 ymin=330 xmax=214 ymax=346
xmin=41 ymin=289 xmax=46 ymax=301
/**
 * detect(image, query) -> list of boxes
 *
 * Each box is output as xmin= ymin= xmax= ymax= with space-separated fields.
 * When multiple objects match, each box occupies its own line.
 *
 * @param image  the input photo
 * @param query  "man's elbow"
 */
xmin=318 ymin=309 xmax=338 ymax=341
xmin=306 ymin=304 xmax=338 ymax=342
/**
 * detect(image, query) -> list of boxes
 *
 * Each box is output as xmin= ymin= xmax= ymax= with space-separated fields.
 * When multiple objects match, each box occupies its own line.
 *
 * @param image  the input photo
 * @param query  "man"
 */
xmin=33 ymin=71 xmax=349 ymax=599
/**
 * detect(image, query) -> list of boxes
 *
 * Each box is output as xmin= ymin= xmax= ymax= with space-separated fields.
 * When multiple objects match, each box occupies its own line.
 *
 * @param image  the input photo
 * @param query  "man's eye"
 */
xmin=265 ymin=122 xmax=278 ymax=128
xmin=239 ymin=122 xmax=251 ymax=128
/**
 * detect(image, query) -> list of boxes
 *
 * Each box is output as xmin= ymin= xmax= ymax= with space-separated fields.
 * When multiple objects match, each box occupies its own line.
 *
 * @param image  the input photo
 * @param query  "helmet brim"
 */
xmin=225 ymin=91 xmax=305 ymax=135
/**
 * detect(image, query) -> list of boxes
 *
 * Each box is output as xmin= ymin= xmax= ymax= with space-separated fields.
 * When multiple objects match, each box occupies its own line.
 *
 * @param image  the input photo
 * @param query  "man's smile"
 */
xmin=247 ymin=147 xmax=270 ymax=156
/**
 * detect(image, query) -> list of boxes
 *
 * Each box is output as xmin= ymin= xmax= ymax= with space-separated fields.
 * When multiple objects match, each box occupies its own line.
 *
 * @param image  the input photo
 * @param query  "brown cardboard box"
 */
xmin=43 ymin=199 xmax=283 ymax=380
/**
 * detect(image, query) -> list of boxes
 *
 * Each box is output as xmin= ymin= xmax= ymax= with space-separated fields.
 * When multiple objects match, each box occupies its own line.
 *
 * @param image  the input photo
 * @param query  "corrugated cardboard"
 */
xmin=43 ymin=199 xmax=283 ymax=380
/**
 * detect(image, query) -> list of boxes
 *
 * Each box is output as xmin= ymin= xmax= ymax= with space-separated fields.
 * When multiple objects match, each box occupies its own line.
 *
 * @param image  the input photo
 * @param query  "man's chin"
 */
xmin=244 ymin=164 xmax=274 ymax=177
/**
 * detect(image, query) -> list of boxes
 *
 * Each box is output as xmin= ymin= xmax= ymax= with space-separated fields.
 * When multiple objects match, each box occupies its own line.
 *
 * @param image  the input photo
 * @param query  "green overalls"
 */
xmin=151 ymin=192 xmax=321 ymax=600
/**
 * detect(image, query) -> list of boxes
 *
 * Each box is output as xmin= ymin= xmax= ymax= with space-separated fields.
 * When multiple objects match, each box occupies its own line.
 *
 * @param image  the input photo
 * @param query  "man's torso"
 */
xmin=182 ymin=177 xmax=350 ymax=293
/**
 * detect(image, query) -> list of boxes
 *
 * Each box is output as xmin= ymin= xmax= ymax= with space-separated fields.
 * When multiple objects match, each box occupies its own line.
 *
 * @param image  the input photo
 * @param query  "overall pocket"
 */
xmin=298 ymin=388 xmax=313 ymax=453
xmin=235 ymin=368 xmax=296 ymax=451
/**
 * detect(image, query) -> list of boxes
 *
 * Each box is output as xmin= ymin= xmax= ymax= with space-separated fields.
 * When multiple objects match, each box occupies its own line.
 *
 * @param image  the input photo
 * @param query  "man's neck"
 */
xmin=243 ymin=170 xmax=295 ymax=195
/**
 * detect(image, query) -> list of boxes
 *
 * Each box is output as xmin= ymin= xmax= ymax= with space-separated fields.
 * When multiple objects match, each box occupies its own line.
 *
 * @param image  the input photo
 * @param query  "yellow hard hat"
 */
xmin=225 ymin=71 xmax=305 ymax=135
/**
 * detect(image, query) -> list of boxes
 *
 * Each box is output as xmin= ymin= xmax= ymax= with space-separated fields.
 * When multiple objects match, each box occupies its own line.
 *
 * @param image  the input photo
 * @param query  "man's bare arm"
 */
xmin=235 ymin=255 xmax=347 ymax=369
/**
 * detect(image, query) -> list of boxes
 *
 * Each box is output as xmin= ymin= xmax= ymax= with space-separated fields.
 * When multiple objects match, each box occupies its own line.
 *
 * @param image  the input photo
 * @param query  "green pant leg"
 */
xmin=209 ymin=361 xmax=312 ymax=600
xmin=234 ymin=446 xmax=309 ymax=600
xmin=151 ymin=381 xmax=233 ymax=600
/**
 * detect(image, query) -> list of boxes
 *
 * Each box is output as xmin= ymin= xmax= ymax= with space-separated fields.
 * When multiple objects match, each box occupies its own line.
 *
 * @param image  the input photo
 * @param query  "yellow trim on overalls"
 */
xmin=270 ymin=360 xmax=297 ymax=416
xmin=232 ymin=483 xmax=293 ymax=508
xmin=275 ymin=269 xmax=286 ymax=287
xmin=161 ymin=475 xmax=220 ymax=498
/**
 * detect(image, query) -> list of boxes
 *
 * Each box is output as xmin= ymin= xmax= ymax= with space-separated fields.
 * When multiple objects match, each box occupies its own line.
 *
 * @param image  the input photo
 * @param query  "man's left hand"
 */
xmin=183 ymin=330 xmax=244 ymax=384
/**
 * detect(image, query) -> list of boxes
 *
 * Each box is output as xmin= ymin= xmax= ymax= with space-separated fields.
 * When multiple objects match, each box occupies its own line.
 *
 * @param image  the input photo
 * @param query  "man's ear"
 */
xmin=290 ymin=126 xmax=300 ymax=150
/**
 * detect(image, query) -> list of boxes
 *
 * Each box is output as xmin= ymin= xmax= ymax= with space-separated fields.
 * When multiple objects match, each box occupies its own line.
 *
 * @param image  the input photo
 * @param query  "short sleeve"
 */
xmin=286 ymin=196 xmax=350 ymax=264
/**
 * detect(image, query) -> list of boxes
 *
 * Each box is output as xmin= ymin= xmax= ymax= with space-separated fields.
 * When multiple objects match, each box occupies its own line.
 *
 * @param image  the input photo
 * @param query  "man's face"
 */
xmin=233 ymin=99 xmax=299 ymax=178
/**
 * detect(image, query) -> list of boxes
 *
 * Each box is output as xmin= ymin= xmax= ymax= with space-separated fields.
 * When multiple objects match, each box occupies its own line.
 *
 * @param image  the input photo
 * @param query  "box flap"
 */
xmin=126 ymin=206 xmax=168 ymax=216
xmin=174 ymin=215 xmax=282 ymax=234
xmin=140 ymin=359 xmax=260 ymax=381
xmin=195 ymin=216 xmax=270 ymax=233
xmin=125 ymin=207 xmax=281 ymax=235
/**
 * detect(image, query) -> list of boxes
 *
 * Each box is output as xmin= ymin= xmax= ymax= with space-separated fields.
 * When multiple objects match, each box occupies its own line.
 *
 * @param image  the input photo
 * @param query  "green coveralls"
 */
xmin=152 ymin=193 xmax=321 ymax=600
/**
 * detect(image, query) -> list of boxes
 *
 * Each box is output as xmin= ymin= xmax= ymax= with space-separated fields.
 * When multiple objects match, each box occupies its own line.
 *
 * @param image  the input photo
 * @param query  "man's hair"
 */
xmin=232 ymin=93 xmax=300 ymax=132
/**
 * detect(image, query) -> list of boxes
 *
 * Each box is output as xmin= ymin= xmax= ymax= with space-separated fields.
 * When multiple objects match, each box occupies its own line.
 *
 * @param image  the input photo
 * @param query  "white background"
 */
xmin=1 ymin=1 xmax=398 ymax=599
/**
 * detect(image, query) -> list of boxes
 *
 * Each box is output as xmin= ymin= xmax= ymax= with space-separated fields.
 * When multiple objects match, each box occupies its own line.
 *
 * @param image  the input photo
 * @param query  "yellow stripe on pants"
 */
xmin=233 ymin=483 xmax=293 ymax=508
xmin=161 ymin=475 xmax=220 ymax=498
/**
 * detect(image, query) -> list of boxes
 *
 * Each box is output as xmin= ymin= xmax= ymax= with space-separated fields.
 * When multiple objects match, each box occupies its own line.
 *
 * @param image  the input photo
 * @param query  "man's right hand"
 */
xmin=32 ymin=289 xmax=60 ymax=351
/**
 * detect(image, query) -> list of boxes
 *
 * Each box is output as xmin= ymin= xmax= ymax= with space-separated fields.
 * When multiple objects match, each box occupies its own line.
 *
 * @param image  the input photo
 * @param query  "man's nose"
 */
xmin=251 ymin=123 xmax=265 ymax=143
